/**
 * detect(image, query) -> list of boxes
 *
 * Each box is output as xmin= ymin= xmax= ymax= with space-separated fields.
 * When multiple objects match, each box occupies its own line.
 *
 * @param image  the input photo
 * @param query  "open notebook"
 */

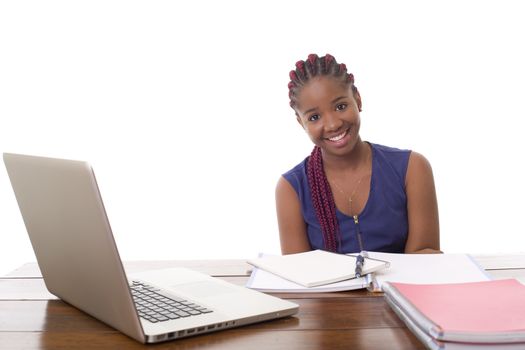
xmin=247 ymin=250 xmax=389 ymax=288
xmin=247 ymin=251 xmax=491 ymax=293
xmin=246 ymin=265 xmax=371 ymax=293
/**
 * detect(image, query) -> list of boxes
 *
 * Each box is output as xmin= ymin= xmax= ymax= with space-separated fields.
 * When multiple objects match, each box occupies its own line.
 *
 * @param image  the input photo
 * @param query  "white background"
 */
xmin=1 ymin=1 xmax=524 ymax=276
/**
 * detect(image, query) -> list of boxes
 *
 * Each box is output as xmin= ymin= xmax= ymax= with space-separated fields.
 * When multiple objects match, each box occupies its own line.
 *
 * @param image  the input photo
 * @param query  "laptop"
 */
xmin=3 ymin=153 xmax=298 ymax=343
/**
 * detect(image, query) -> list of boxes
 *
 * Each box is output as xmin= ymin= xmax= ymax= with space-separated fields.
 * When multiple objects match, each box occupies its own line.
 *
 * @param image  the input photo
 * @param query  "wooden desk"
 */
xmin=2 ymin=256 xmax=525 ymax=350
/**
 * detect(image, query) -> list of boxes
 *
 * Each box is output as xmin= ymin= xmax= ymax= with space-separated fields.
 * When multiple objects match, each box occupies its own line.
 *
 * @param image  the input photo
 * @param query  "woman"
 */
xmin=276 ymin=53 xmax=440 ymax=254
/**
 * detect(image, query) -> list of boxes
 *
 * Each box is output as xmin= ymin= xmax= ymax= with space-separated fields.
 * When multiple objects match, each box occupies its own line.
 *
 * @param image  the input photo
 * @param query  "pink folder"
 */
xmin=387 ymin=279 xmax=525 ymax=343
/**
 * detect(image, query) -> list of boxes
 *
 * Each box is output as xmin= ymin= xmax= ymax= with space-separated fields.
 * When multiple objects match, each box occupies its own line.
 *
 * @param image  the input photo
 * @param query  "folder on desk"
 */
xmin=247 ymin=250 xmax=389 ymax=288
xmin=383 ymin=279 xmax=525 ymax=349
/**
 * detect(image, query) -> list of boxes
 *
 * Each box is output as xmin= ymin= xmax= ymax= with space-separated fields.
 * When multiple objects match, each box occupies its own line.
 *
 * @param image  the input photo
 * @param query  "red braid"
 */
xmin=307 ymin=146 xmax=340 ymax=252
xmin=289 ymin=53 xmax=356 ymax=251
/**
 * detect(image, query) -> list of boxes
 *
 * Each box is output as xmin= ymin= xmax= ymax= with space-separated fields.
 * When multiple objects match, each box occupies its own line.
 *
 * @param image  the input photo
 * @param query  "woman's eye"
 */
xmin=308 ymin=114 xmax=320 ymax=122
xmin=336 ymin=103 xmax=347 ymax=111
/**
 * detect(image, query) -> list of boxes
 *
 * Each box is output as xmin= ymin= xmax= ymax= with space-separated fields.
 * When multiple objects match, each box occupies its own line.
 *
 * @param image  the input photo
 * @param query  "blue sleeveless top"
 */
xmin=283 ymin=143 xmax=411 ymax=254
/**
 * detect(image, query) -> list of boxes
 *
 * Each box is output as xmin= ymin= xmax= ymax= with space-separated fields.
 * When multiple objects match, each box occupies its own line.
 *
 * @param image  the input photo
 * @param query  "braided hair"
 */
xmin=287 ymin=54 xmax=358 ymax=252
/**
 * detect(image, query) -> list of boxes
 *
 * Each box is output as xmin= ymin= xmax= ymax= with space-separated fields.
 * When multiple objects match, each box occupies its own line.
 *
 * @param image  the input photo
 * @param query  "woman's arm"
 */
xmin=404 ymin=152 xmax=441 ymax=254
xmin=275 ymin=176 xmax=311 ymax=254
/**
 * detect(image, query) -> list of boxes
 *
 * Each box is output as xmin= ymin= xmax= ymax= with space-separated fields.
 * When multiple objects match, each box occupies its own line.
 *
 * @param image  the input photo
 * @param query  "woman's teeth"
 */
xmin=328 ymin=129 xmax=348 ymax=141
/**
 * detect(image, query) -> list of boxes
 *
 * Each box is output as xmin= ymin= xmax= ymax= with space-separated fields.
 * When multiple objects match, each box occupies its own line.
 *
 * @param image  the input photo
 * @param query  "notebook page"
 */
xmin=367 ymin=252 xmax=490 ymax=291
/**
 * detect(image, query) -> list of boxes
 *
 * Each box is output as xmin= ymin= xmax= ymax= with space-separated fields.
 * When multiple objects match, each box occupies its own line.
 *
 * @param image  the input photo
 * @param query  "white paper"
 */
xmin=368 ymin=252 xmax=491 ymax=291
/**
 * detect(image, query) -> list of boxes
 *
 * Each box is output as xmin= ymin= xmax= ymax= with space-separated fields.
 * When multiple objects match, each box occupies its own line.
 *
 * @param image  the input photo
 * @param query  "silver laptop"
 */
xmin=3 ymin=153 xmax=298 ymax=343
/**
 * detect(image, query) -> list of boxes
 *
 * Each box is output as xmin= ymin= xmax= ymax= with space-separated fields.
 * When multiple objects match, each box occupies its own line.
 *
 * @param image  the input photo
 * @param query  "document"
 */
xmin=247 ymin=250 xmax=389 ymax=288
xmin=366 ymin=252 xmax=490 ymax=291
xmin=383 ymin=279 xmax=525 ymax=347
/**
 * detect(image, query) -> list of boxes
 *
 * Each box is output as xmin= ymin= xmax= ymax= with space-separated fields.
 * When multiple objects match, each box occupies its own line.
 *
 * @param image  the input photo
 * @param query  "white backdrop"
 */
xmin=1 ymin=1 xmax=524 ymax=276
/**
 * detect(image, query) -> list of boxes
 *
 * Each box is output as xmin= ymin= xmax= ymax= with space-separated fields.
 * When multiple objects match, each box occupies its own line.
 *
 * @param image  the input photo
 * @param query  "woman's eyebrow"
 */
xmin=302 ymin=106 xmax=318 ymax=115
xmin=331 ymin=96 xmax=348 ymax=104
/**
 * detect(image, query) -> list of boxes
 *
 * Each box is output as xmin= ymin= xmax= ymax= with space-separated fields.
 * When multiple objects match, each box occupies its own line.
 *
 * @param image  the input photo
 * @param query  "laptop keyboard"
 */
xmin=130 ymin=281 xmax=213 ymax=323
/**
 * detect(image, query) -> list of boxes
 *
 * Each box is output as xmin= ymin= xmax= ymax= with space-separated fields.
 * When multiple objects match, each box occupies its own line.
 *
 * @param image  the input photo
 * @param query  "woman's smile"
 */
xmin=324 ymin=127 xmax=351 ymax=147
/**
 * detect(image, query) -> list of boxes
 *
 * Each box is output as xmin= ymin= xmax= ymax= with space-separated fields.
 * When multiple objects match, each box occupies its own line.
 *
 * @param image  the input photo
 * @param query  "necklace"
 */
xmin=328 ymin=148 xmax=372 ymax=217
xmin=330 ymin=173 xmax=369 ymax=216
xmin=330 ymin=173 xmax=369 ymax=252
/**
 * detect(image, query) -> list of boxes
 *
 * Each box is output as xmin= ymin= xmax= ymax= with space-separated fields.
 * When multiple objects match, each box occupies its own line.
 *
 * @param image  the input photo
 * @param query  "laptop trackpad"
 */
xmin=170 ymin=281 xmax=237 ymax=298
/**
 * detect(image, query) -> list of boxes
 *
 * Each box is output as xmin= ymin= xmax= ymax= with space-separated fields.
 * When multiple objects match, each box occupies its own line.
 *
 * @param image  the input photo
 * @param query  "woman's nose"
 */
xmin=324 ymin=113 xmax=343 ymax=132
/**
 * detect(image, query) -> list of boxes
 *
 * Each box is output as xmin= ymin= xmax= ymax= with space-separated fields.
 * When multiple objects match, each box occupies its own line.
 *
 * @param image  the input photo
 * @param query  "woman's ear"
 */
xmin=296 ymin=114 xmax=306 ymax=129
xmin=353 ymin=88 xmax=363 ymax=112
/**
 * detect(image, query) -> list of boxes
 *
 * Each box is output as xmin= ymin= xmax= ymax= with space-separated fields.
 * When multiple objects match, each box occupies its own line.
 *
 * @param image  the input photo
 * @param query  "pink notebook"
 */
xmin=383 ymin=279 xmax=525 ymax=343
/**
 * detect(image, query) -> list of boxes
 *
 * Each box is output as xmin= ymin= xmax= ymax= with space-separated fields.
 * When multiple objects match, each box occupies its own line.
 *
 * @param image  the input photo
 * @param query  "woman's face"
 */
xmin=294 ymin=76 xmax=362 ymax=158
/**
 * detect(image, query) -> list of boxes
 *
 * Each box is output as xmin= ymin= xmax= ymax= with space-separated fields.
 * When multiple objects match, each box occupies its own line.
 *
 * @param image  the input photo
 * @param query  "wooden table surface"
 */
xmin=2 ymin=255 xmax=525 ymax=350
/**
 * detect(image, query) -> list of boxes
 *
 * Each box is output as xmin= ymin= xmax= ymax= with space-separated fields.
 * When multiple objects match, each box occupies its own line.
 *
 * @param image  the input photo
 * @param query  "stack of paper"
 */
xmin=383 ymin=279 xmax=525 ymax=349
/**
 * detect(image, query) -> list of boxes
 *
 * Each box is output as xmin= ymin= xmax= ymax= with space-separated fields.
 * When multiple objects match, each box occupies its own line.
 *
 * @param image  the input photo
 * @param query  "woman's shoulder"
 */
xmin=280 ymin=156 xmax=311 ymax=196
xmin=369 ymin=142 xmax=411 ymax=155
xmin=369 ymin=143 xmax=433 ymax=168
xmin=369 ymin=142 xmax=413 ymax=181
xmin=282 ymin=156 xmax=309 ymax=179
xmin=369 ymin=142 xmax=412 ymax=163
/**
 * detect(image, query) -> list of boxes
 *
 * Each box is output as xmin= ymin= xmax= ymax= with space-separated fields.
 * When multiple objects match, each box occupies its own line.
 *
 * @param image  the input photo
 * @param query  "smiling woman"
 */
xmin=2 ymin=1 xmax=525 ymax=277
xmin=276 ymin=54 xmax=440 ymax=255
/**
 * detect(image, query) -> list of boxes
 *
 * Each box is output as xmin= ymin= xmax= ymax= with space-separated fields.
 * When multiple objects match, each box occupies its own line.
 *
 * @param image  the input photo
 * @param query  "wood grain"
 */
xmin=10 ymin=257 xmax=522 ymax=349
